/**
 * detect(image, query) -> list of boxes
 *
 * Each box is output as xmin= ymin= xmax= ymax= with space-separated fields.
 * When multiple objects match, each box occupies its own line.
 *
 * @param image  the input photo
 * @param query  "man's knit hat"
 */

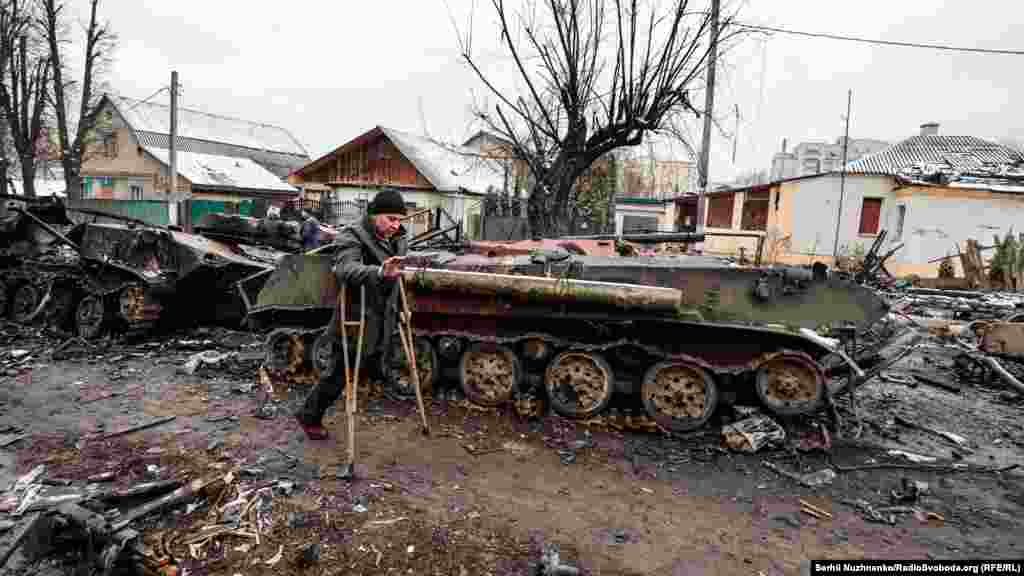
xmin=368 ymin=188 xmax=407 ymax=216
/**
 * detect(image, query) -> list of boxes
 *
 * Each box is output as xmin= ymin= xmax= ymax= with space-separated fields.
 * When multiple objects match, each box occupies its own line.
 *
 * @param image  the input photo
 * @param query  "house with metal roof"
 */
xmin=291 ymin=126 xmax=506 ymax=238
xmin=79 ymin=94 xmax=309 ymax=225
xmin=691 ymin=123 xmax=1024 ymax=278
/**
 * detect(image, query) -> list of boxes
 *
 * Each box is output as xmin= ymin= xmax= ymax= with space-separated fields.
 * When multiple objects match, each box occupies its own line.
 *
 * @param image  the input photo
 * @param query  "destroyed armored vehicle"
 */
xmin=0 ymin=201 xmax=277 ymax=337
xmin=194 ymin=212 xmax=338 ymax=253
xmin=241 ymin=245 xmax=885 ymax=432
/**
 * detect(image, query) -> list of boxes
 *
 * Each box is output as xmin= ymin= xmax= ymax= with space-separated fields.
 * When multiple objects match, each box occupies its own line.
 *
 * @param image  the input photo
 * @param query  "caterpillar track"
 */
xmin=243 ymin=252 xmax=873 ymax=432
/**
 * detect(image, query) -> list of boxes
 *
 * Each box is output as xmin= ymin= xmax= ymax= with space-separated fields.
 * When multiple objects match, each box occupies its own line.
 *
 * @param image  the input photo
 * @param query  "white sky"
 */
xmin=89 ymin=0 xmax=1022 ymax=183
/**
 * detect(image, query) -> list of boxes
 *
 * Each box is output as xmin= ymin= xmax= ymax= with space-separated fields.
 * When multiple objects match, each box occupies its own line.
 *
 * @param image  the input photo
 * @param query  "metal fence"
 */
xmin=303 ymin=198 xmax=366 ymax=227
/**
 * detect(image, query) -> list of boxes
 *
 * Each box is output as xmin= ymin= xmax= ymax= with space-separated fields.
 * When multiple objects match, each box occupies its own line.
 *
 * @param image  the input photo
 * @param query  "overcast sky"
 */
xmin=86 ymin=0 xmax=1022 ymax=183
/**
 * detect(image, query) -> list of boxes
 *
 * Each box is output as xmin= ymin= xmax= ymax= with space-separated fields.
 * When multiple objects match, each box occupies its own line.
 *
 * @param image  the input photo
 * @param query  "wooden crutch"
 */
xmin=338 ymin=283 xmax=366 ymax=478
xmin=397 ymin=276 xmax=430 ymax=436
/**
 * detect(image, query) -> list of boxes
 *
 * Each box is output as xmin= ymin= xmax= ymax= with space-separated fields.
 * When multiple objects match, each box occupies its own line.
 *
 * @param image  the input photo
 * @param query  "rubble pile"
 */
xmin=885 ymin=287 xmax=1024 ymax=321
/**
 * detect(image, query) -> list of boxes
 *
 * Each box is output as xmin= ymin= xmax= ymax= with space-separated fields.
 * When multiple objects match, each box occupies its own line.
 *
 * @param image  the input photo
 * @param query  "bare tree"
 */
xmin=458 ymin=0 xmax=741 ymax=236
xmin=0 ymin=0 xmax=50 ymax=198
xmin=41 ymin=0 xmax=116 ymax=201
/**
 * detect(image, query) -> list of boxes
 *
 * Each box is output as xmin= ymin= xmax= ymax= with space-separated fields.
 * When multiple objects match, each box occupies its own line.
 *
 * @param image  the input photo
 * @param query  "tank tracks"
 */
xmin=262 ymin=323 xmax=830 ymax=433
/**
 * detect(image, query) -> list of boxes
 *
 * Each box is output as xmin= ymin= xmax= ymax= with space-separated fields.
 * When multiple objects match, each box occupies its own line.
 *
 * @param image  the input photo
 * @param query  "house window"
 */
xmin=740 ymin=190 xmax=770 ymax=231
xmin=130 ymin=184 xmax=143 ymax=200
xmin=859 ymin=198 xmax=883 ymax=235
xmin=896 ymin=205 xmax=906 ymax=239
xmin=622 ymin=215 xmax=659 ymax=234
xmin=706 ymin=193 xmax=735 ymax=229
xmin=104 ymin=134 xmax=118 ymax=158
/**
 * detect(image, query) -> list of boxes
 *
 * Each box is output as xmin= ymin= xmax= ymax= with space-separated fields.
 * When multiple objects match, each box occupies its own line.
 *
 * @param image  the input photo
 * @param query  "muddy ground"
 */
xmin=0 ymin=322 xmax=1021 ymax=575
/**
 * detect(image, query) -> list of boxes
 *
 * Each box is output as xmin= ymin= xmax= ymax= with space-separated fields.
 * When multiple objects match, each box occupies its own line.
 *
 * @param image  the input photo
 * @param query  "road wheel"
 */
xmin=545 ymin=350 xmax=615 ymax=419
xmin=10 ymin=282 xmax=41 ymax=324
xmin=458 ymin=342 xmax=519 ymax=407
xmin=76 ymin=294 xmax=108 ymax=339
xmin=385 ymin=336 xmax=438 ymax=399
xmin=46 ymin=284 xmax=77 ymax=330
xmin=311 ymin=330 xmax=336 ymax=376
xmin=754 ymin=351 xmax=825 ymax=416
xmin=641 ymin=360 xmax=719 ymax=432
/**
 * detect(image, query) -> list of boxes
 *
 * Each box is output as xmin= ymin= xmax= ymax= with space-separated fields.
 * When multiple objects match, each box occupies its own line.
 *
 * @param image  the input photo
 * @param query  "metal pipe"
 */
xmin=10 ymin=207 xmax=82 ymax=254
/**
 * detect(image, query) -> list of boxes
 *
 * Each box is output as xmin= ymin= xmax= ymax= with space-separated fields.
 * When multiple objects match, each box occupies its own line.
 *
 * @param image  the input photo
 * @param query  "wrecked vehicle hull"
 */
xmin=243 ymin=251 xmax=865 ymax=432
xmin=405 ymin=251 xmax=890 ymax=330
xmin=0 ymin=201 xmax=276 ymax=338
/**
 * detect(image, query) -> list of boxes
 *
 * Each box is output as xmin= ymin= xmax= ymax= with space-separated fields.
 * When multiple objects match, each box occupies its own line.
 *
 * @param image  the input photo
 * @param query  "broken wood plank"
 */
xmin=893 ymin=415 xmax=970 ymax=449
xmin=97 ymin=416 xmax=176 ymax=440
xmin=110 ymin=475 xmax=224 ymax=532
xmin=92 ymin=479 xmax=184 ymax=503
xmin=799 ymin=499 xmax=834 ymax=519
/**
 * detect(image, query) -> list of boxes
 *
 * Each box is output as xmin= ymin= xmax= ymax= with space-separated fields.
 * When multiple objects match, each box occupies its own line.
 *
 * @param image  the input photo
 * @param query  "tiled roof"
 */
xmin=381 ymin=127 xmax=506 ymax=194
xmin=144 ymin=147 xmax=298 ymax=194
xmin=846 ymin=135 xmax=1024 ymax=185
xmin=107 ymin=94 xmax=310 ymax=158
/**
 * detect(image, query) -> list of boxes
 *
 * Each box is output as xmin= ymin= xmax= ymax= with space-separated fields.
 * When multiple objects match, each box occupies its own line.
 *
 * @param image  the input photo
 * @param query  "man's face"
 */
xmin=373 ymin=213 xmax=403 ymax=239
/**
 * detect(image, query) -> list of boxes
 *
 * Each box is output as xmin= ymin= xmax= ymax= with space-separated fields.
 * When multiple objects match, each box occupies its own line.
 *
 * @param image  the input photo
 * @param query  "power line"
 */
xmin=737 ymin=23 xmax=1024 ymax=56
xmin=126 ymin=86 xmax=170 ymax=111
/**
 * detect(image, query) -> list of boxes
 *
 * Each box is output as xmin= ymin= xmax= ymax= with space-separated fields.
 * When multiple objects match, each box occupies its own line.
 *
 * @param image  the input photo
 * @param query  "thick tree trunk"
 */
xmin=19 ymin=154 xmax=34 ymax=197
xmin=401 ymin=267 xmax=683 ymax=313
xmin=62 ymin=159 xmax=81 ymax=201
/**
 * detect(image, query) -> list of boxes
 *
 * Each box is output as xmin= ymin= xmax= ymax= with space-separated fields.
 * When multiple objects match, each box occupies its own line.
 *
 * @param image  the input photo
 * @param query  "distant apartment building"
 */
xmin=770 ymin=135 xmax=890 ymax=180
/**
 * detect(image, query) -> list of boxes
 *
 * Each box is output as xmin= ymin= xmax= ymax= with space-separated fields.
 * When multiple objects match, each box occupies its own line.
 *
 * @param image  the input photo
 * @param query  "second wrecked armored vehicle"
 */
xmin=0 ymin=201 xmax=278 ymax=338
xmin=241 ymin=245 xmax=886 ymax=432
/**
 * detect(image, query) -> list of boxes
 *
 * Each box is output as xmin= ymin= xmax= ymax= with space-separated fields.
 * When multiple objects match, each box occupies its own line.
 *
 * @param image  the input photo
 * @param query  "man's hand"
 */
xmin=381 ymin=256 xmax=403 ymax=279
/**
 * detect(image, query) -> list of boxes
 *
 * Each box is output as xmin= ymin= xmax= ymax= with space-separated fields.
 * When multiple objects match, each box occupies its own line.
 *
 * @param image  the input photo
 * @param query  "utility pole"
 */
xmin=695 ymin=0 xmax=719 ymax=251
xmin=831 ymin=89 xmax=852 ymax=262
xmin=169 ymin=71 xmax=180 ymax=228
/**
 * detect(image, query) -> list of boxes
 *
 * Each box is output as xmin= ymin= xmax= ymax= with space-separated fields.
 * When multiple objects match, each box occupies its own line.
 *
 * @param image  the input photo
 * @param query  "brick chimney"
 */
xmin=920 ymin=122 xmax=939 ymax=137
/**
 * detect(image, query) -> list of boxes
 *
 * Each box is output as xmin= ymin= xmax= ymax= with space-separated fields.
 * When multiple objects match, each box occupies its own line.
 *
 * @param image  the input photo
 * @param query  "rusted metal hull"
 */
xmin=243 ymin=254 xmax=866 ymax=431
xmin=398 ymin=251 xmax=888 ymax=330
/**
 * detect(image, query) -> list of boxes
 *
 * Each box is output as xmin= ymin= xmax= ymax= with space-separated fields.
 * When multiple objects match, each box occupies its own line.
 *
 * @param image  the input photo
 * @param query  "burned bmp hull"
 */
xmin=0 ymin=202 xmax=275 ymax=338
xmin=244 ymin=249 xmax=869 ymax=432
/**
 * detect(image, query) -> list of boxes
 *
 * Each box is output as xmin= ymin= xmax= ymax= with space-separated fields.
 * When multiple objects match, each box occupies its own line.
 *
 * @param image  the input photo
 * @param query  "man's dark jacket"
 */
xmin=324 ymin=216 xmax=408 ymax=360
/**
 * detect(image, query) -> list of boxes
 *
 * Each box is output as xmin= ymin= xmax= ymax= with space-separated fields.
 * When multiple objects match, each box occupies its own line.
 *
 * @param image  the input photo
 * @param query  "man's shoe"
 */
xmin=294 ymin=415 xmax=329 ymax=440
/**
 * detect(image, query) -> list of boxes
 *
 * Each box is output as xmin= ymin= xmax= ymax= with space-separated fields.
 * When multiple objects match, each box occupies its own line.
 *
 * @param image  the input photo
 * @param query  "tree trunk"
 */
xmin=0 ymin=120 xmax=8 ymax=197
xmin=19 ymin=154 xmax=34 ymax=198
xmin=605 ymin=153 xmax=618 ymax=234
xmin=401 ymin=267 xmax=683 ymax=313
xmin=62 ymin=160 xmax=81 ymax=201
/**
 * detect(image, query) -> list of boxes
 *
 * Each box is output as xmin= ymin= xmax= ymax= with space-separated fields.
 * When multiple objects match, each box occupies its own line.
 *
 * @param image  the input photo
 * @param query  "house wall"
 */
xmin=81 ymin=125 xmax=190 ymax=199
xmin=298 ymin=134 xmax=432 ymax=189
xmin=615 ymin=201 xmax=676 ymax=234
xmin=328 ymin=186 xmax=482 ymax=239
xmin=779 ymin=174 xmax=896 ymax=265
xmin=696 ymin=174 xmax=1024 ymax=278
xmin=698 ymin=175 xmax=898 ymax=264
xmin=887 ymin=185 xmax=1024 ymax=277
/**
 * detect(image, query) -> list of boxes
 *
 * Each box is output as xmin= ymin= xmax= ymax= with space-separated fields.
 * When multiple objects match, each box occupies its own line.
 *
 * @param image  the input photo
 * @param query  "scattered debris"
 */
xmin=762 ymin=462 xmax=836 ymax=488
xmin=535 ymin=543 xmax=580 ymax=576
xmin=721 ymin=413 xmax=786 ymax=453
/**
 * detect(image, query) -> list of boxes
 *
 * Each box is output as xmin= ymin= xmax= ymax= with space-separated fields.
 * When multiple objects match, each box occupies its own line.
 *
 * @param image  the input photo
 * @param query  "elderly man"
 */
xmin=295 ymin=188 xmax=408 ymax=440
